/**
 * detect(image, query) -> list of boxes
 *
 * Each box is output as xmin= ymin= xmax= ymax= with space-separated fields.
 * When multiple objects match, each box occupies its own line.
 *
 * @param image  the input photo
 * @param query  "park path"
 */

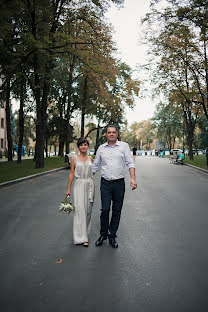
xmin=0 ymin=156 xmax=208 ymax=312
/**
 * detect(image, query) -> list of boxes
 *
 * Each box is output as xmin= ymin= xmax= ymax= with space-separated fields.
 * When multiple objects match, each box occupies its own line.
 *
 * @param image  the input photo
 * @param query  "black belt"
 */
xmin=101 ymin=177 xmax=124 ymax=184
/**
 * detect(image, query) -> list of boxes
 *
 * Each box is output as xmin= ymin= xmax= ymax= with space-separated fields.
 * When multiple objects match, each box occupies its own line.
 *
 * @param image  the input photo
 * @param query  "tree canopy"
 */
xmin=0 ymin=0 xmax=141 ymax=166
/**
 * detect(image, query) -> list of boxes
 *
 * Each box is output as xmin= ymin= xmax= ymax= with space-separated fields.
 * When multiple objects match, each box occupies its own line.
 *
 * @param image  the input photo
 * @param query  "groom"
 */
xmin=92 ymin=125 xmax=137 ymax=248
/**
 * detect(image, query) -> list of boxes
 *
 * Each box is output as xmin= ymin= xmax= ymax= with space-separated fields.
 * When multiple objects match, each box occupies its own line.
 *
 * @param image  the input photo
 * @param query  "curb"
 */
xmin=0 ymin=166 xmax=69 ymax=189
xmin=184 ymin=163 xmax=208 ymax=174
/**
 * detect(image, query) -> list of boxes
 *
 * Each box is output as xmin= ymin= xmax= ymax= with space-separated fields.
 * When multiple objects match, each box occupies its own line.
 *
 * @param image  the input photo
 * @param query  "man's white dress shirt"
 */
xmin=92 ymin=140 xmax=135 ymax=181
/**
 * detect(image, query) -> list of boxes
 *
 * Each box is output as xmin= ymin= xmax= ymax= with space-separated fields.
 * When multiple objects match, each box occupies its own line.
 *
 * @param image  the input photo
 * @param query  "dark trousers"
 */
xmin=100 ymin=178 xmax=125 ymax=238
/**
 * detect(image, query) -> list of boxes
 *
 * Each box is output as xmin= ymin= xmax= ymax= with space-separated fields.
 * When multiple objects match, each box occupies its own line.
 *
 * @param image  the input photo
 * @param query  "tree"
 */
xmin=195 ymin=115 xmax=208 ymax=149
xmin=141 ymin=0 xmax=206 ymax=159
xmin=14 ymin=113 xmax=35 ymax=154
xmin=0 ymin=0 xmax=124 ymax=168
xmin=153 ymin=102 xmax=182 ymax=151
xmin=120 ymin=120 xmax=155 ymax=150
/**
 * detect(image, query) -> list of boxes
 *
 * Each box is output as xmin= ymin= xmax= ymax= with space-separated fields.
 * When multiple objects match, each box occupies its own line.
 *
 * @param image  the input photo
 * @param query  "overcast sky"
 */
xmin=105 ymin=0 xmax=156 ymax=126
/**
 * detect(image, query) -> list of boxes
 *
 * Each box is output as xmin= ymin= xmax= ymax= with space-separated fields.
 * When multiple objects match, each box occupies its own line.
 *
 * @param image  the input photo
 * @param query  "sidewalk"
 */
xmin=0 ymin=156 xmax=34 ymax=162
xmin=0 ymin=166 xmax=68 ymax=189
xmin=0 ymin=155 xmax=55 ymax=162
xmin=184 ymin=162 xmax=208 ymax=174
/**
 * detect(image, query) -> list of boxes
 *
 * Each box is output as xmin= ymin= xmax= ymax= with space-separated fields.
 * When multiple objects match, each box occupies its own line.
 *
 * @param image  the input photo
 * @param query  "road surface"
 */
xmin=0 ymin=156 xmax=208 ymax=312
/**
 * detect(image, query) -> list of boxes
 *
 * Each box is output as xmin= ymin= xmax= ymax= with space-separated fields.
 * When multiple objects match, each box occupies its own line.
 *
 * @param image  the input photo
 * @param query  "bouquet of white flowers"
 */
xmin=59 ymin=196 xmax=75 ymax=214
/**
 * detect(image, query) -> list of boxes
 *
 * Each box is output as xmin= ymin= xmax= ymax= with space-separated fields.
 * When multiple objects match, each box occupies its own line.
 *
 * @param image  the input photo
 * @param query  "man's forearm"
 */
xmin=129 ymin=167 xmax=136 ymax=180
xmin=129 ymin=167 xmax=137 ymax=190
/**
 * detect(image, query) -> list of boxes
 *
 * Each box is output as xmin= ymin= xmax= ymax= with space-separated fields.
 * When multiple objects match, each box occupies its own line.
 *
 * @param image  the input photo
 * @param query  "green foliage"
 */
xmin=13 ymin=113 xmax=35 ymax=150
xmin=142 ymin=0 xmax=208 ymax=159
xmin=153 ymin=101 xmax=182 ymax=150
xmin=196 ymin=115 xmax=208 ymax=148
xmin=0 ymin=156 xmax=67 ymax=183
xmin=142 ymin=0 xmax=208 ymax=120
xmin=0 ymin=0 xmax=138 ymax=167
xmin=120 ymin=119 xmax=155 ymax=150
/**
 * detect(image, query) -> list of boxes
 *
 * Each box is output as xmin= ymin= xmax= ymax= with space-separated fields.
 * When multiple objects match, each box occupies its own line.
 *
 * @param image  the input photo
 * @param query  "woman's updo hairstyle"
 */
xmin=77 ymin=137 xmax=90 ymax=148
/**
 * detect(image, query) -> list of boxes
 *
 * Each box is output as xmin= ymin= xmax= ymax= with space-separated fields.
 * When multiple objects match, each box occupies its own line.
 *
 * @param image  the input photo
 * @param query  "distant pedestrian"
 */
xmin=206 ymin=148 xmax=208 ymax=168
xmin=92 ymin=125 xmax=137 ymax=249
xmin=66 ymin=138 xmax=94 ymax=247
xmin=132 ymin=145 xmax=137 ymax=161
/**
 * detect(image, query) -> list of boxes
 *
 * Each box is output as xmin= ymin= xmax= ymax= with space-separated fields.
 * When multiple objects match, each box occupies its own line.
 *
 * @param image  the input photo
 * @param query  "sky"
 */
xmin=105 ymin=0 xmax=156 ymax=125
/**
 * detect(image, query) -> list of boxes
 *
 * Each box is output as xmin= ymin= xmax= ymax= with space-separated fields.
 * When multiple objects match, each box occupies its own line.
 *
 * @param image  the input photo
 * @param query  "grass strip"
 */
xmin=0 ymin=156 xmax=68 ymax=183
xmin=184 ymin=154 xmax=207 ymax=170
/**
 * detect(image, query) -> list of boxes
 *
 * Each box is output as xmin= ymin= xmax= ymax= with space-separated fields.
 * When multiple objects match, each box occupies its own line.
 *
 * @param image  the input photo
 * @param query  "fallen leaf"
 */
xmin=56 ymin=258 xmax=63 ymax=264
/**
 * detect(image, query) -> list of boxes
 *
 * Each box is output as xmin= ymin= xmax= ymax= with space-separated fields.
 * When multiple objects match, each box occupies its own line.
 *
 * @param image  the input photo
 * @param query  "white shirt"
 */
xmin=92 ymin=140 xmax=135 ymax=180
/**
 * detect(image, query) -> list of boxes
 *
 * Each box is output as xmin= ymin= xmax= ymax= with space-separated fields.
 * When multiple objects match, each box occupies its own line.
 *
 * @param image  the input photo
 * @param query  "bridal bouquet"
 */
xmin=59 ymin=196 xmax=75 ymax=214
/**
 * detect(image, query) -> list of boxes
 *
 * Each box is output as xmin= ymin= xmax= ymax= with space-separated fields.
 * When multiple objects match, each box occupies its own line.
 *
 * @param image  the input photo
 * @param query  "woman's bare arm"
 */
xmin=66 ymin=156 xmax=76 ymax=196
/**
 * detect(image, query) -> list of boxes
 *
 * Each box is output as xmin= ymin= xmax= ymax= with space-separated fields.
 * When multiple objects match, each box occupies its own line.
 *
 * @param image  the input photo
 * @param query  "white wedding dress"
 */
xmin=72 ymin=157 xmax=94 ymax=244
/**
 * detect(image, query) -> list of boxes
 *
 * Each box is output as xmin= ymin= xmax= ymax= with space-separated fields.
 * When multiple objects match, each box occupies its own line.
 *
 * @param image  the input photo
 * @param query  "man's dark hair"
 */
xmin=77 ymin=137 xmax=90 ymax=147
xmin=106 ymin=124 xmax=118 ymax=132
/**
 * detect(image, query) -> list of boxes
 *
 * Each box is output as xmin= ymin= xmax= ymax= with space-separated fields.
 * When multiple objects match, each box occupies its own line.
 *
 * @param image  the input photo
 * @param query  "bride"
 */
xmin=66 ymin=138 xmax=94 ymax=247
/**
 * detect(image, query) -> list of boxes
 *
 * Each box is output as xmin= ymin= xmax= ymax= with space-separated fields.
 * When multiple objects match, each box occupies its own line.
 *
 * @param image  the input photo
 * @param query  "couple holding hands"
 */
xmin=66 ymin=125 xmax=137 ymax=248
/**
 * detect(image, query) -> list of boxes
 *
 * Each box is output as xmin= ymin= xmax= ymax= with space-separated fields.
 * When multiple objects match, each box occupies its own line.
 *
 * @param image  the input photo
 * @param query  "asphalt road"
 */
xmin=0 ymin=156 xmax=208 ymax=312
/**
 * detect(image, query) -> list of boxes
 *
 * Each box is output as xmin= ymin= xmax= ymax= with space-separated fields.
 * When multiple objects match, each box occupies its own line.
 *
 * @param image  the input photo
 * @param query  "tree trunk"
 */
xmin=187 ymin=132 xmax=194 ymax=160
xmin=17 ymin=77 xmax=25 ymax=163
xmin=5 ymin=78 xmax=13 ymax=162
xmin=183 ymin=108 xmax=196 ymax=160
xmin=203 ymin=39 xmax=208 ymax=120
xmin=168 ymin=128 xmax=172 ymax=152
xmin=45 ymin=137 xmax=48 ymax=157
xmin=35 ymin=63 xmax=52 ymax=168
xmin=65 ymin=122 xmax=71 ymax=155
xmin=81 ymin=76 xmax=88 ymax=138
xmin=58 ymin=97 xmax=65 ymax=157
xmin=59 ymin=140 xmax=64 ymax=156
xmin=81 ymin=110 xmax=85 ymax=138
xmin=94 ymin=122 xmax=100 ymax=155
xmin=65 ymin=62 xmax=75 ymax=154
xmin=35 ymin=118 xmax=45 ymax=168
xmin=186 ymin=121 xmax=194 ymax=160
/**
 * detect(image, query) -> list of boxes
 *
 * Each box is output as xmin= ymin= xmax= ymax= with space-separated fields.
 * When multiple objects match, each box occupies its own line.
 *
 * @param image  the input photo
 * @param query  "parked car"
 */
xmin=171 ymin=148 xmax=182 ymax=153
xmin=192 ymin=149 xmax=205 ymax=155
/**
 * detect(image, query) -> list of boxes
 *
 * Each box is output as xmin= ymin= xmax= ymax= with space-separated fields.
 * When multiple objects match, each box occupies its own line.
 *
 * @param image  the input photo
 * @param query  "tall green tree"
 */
xmin=0 ymin=0 xmax=124 ymax=168
xmin=142 ymin=0 xmax=207 ymax=158
xmin=153 ymin=102 xmax=182 ymax=151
